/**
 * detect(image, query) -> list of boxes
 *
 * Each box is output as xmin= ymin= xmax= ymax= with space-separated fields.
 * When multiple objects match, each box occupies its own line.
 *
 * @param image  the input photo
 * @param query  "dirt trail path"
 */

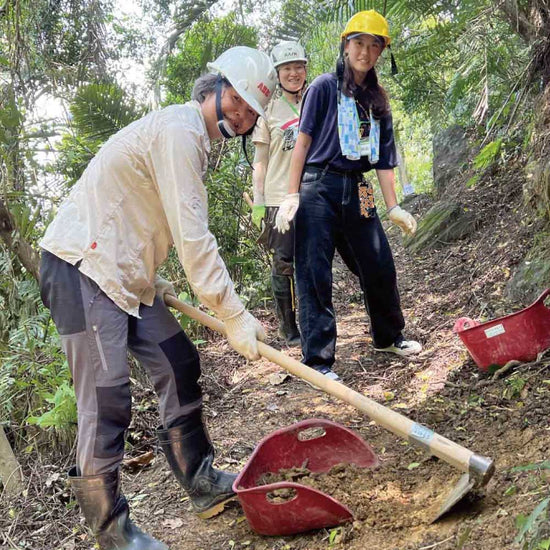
xmin=6 ymin=180 xmax=549 ymax=550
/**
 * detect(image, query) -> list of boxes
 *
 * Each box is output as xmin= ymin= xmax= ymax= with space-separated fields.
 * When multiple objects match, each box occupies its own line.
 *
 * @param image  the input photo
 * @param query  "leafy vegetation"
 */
xmin=163 ymin=12 xmax=258 ymax=104
xmin=512 ymin=461 xmax=550 ymax=550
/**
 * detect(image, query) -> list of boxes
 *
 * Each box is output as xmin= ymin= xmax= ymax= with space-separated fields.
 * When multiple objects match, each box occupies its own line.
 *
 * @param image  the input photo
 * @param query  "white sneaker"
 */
xmin=374 ymin=338 xmax=422 ymax=357
xmin=322 ymin=369 xmax=341 ymax=381
xmin=304 ymin=366 xmax=341 ymax=389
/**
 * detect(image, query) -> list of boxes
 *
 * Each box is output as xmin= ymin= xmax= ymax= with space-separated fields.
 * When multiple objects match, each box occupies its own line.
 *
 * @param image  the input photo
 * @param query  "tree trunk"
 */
xmin=498 ymin=0 xmax=533 ymax=43
xmin=0 ymin=197 xmax=40 ymax=282
xmin=0 ymin=426 xmax=23 ymax=496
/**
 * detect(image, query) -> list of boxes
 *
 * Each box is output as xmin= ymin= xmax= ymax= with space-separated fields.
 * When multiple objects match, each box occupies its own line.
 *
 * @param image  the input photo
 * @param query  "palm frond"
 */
xmin=0 ymin=360 xmax=15 ymax=424
xmin=70 ymin=82 xmax=147 ymax=142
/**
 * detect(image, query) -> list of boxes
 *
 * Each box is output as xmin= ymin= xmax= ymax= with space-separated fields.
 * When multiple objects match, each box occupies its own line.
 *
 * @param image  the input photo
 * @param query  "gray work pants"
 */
xmin=39 ymin=250 xmax=203 ymax=476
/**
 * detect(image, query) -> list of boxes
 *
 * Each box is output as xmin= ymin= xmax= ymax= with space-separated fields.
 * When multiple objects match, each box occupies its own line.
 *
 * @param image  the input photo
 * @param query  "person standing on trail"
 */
xmin=275 ymin=11 xmax=422 ymax=381
xmin=251 ymin=41 xmax=308 ymax=347
xmin=39 ymin=47 xmax=277 ymax=550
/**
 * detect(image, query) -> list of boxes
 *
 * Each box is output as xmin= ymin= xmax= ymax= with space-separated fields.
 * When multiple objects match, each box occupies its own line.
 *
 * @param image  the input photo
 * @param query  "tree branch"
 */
xmin=0 ymin=197 xmax=40 ymax=282
xmin=0 ymin=427 xmax=23 ymax=496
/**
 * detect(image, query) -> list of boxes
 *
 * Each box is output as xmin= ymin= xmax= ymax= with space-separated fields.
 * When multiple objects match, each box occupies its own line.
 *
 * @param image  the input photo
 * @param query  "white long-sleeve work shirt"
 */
xmin=40 ymin=101 xmax=244 ymax=319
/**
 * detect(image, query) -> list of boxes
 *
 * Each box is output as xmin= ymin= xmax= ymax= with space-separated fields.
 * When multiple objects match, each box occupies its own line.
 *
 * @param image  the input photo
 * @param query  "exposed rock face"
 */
xmin=404 ymin=127 xmax=476 ymax=252
xmin=432 ymin=125 xmax=471 ymax=198
xmin=404 ymin=201 xmax=478 ymax=253
xmin=507 ymin=239 xmax=550 ymax=304
xmin=508 ymin=84 xmax=550 ymax=303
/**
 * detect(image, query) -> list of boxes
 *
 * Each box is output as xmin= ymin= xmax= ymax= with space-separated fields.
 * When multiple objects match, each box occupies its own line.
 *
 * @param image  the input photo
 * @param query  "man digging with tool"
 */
xmin=38 ymin=47 xmax=277 ymax=550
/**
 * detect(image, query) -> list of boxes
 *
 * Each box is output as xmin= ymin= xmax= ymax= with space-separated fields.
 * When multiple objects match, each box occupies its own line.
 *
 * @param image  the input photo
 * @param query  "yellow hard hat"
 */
xmin=341 ymin=10 xmax=391 ymax=45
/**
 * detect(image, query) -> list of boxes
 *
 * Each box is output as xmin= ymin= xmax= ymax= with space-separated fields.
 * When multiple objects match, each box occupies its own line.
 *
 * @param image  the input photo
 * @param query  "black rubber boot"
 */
xmin=69 ymin=466 xmax=167 ymax=550
xmin=157 ymin=410 xmax=237 ymax=519
xmin=271 ymin=274 xmax=301 ymax=346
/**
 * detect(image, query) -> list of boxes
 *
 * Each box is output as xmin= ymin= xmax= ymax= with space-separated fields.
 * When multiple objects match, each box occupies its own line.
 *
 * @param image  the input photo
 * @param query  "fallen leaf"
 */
xmin=268 ymin=373 xmax=290 ymax=386
xmin=162 ymin=517 xmax=184 ymax=529
xmin=122 ymin=451 xmax=155 ymax=472
xmin=45 ymin=472 xmax=61 ymax=487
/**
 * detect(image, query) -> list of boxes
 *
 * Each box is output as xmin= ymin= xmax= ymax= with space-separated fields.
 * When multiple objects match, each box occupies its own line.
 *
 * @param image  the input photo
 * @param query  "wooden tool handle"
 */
xmin=165 ymin=295 xmax=494 ymax=484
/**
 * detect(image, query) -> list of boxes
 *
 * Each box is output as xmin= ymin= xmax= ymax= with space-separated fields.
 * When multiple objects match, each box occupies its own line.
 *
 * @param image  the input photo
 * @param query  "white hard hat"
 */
xmin=207 ymin=46 xmax=277 ymax=118
xmin=270 ymin=41 xmax=308 ymax=69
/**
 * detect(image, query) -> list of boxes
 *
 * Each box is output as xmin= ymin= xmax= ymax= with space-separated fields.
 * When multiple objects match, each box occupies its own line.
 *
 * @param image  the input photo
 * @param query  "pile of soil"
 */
xmin=257 ymin=463 xmax=447 ymax=527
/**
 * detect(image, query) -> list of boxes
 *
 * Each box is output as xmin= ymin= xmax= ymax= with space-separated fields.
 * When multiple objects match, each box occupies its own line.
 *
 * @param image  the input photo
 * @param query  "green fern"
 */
xmin=473 ymin=139 xmax=503 ymax=170
xmin=26 ymin=381 xmax=77 ymax=430
xmin=515 ymin=498 xmax=550 ymax=549
xmin=56 ymin=81 xmax=147 ymax=184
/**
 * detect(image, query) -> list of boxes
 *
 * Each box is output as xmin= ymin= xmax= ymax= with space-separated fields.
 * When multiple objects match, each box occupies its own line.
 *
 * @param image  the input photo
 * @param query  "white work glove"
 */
xmin=224 ymin=310 xmax=266 ymax=361
xmin=388 ymin=205 xmax=417 ymax=236
xmin=275 ymin=193 xmax=300 ymax=234
xmin=154 ymin=275 xmax=177 ymax=301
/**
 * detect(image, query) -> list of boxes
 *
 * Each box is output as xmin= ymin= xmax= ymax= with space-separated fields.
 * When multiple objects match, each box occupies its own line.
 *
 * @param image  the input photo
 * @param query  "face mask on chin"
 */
xmin=214 ymin=76 xmax=238 ymax=139
xmin=217 ymin=118 xmax=237 ymax=138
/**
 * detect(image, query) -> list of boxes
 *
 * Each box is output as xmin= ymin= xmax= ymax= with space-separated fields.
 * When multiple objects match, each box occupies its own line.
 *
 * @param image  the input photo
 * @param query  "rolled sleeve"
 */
xmin=148 ymin=122 xmax=244 ymax=319
xmin=252 ymin=116 xmax=270 ymax=145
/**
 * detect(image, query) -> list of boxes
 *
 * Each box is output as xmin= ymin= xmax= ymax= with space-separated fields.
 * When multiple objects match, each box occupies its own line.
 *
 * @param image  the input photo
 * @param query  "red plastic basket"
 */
xmin=453 ymin=289 xmax=550 ymax=371
xmin=233 ymin=418 xmax=378 ymax=536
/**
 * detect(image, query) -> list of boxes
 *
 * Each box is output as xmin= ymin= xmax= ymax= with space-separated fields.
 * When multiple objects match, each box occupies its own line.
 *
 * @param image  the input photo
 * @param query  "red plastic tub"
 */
xmin=233 ymin=418 xmax=378 ymax=536
xmin=453 ymin=289 xmax=550 ymax=371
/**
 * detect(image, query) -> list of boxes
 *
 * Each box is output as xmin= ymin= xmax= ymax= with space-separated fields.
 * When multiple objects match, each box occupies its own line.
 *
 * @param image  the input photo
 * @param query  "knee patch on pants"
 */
xmin=159 ymin=332 xmax=202 ymax=406
xmin=94 ymin=383 xmax=131 ymax=459
xmin=272 ymin=255 xmax=294 ymax=277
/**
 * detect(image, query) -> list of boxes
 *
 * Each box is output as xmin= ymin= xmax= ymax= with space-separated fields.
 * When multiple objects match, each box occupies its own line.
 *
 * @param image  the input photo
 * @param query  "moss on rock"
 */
xmin=404 ymin=202 xmax=478 ymax=253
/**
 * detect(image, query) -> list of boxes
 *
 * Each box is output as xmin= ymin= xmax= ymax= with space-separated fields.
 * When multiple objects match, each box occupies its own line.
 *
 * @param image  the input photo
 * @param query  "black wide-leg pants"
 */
xmin=294 ymin=166 xmax=405 ymax=369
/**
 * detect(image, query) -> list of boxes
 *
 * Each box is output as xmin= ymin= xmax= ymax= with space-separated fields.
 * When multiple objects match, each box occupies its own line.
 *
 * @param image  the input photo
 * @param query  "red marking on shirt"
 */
xmin=91 ymin=242 xmax=97 ymax=250
xmin=281 ymin=118 xmax=300 ymax=130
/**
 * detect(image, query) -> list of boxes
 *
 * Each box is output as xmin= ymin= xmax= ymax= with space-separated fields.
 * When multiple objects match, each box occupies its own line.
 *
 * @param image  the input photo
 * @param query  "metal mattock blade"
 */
xmin=431 ymin=473 xmax=475 ymax=523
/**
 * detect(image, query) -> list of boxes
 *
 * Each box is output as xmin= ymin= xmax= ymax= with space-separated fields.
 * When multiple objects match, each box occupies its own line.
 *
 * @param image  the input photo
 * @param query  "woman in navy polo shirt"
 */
xmin=275 ymin=10 xmax=421 ymax=380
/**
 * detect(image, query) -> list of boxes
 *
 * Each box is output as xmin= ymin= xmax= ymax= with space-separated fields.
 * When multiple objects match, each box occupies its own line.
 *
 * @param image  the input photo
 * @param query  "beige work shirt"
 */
xmin=252 ymin=95 xmax=301 ymax=206
xmin=40 ymin=101 xmax=244 ymax=319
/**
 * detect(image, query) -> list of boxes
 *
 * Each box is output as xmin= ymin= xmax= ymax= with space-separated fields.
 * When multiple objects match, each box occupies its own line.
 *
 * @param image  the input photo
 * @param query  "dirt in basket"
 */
xmin=255 ymin=461 xmax=459 ymax=529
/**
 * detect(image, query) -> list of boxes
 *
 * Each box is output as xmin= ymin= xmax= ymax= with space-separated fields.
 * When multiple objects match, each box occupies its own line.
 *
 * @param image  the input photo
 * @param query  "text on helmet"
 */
xmin=257 ymin=82 xmax=271 ymax=97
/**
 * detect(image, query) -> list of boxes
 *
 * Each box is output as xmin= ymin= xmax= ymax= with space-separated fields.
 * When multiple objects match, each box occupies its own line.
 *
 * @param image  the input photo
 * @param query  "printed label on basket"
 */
xmin=484 ymin=324 xmax=506 ymax=338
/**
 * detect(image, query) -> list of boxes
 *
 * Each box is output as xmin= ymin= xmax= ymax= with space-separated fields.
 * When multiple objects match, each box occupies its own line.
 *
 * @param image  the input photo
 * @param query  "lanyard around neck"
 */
xmin=281 ymin=94 xmax=300 ymax=117
xmin=354 ymin=100 xmax=369 ymax=130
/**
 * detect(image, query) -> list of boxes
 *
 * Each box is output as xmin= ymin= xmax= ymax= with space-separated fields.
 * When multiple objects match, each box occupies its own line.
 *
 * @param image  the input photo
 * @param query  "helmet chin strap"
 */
xmin=215 ymin=75 xmax=236 ymax=139
xmin=279 ymin=83 xmax=301 ymax=95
